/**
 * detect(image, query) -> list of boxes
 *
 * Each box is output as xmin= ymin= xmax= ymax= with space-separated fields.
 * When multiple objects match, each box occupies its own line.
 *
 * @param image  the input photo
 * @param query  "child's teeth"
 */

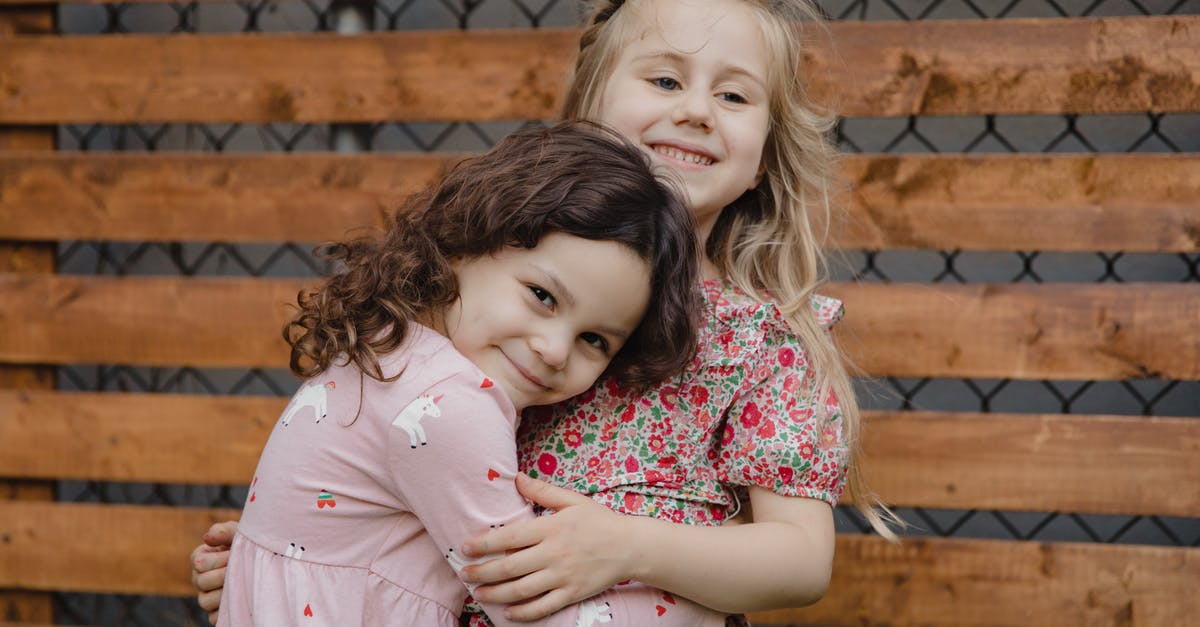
xmin=657 ymin=146 xmax=711 ymax=165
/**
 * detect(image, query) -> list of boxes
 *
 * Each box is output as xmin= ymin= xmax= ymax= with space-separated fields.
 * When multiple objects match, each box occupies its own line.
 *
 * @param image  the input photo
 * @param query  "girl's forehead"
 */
xmin=621 ymin=0 xmax=772 ymax=78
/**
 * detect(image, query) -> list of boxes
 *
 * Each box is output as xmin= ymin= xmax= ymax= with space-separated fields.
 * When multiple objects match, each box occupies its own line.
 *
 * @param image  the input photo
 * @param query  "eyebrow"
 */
xmin=530 ymin=263 xmax=632 ymax=342
xmin=631 ymin=50 xmax=766 ymax=90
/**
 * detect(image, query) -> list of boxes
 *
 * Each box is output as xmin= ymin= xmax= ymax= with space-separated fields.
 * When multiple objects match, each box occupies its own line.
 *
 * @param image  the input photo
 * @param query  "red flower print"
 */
xmin=757 ymin=418 xmax=776 ymax=439
xmin=586 ymin=456 xmax=600 ymax=469
xmin=783 ymin=374 xmax=800 ymax=393
xmin=707 ymin=449 xmax=719 ymax=461
xmin=740 ymin=403 xmax=761 ymax=428
xmin=718 ymin=330 xmax=735 ymax=347
xmin=648 ymin=434 xmax=664 ymax=452
xmin=778 ymin=466 xmax=794 ymax=484
xmin=623 ymin=492 xmax=646 ymax=511
xmin=564 ymin=429 xmax=583 ymax=448
xmin=620 ymin=404 xmax=637 ymax=424
xmin=721 ymin=423 xmax=735 ymax=446
xmin=778 ymin=347 xmax=795 ymax=367
xmin=657 ymin=456 xmax=677 ymax=468
xmin=799 ymin=443 xmax=815 ymax=460
xmin=659 ymin=386 xmax=677 ymax=410
xmin=624 ymin=455 xmax=639 ymax=473
xmin=669 ymin=508 xmax=685 ymax=523
xmin=537 ymin=453 xmax=558 ymax=476
xmin=688 ymin=385 xmax=709 ymax=407
xmin=790 ymin=407 xmax=815 ymax=424
xmin=645 ymin=470 xmax=665 ymax=483
xmin=605 ymin=378 xmax=624 ymax=397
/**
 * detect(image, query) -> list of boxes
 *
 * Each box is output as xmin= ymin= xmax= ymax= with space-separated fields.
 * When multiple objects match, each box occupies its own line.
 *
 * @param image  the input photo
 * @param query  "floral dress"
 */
xmin=463 ymin=279 xmax=849 ymax=626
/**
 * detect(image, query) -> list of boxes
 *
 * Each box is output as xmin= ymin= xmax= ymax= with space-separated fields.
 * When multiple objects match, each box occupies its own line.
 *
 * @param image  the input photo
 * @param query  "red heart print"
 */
xmin=487 ymin=468 xmax=500 ymax=481
xmin=249 ymin=492 xmax=256 ymax=503
xmin=663 ymin=592 xmax=676 ymax=604
xmin=480 ymin=378 xmax=494 ymax=388
xmin=656 ymin=605 xmax=666 ymax=616
xmin=303 ymin=603 xmax=313 ymax=617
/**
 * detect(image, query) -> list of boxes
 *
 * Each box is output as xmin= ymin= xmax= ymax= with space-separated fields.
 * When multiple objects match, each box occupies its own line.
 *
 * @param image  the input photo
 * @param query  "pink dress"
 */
xmin=220 ymin=324 xmax=727 ymax=627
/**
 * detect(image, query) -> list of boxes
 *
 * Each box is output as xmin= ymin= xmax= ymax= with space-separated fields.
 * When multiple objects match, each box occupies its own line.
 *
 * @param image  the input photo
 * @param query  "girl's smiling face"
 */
xmin=440 ymin=233 xmax=652 ymax=412
xmin=596 ymin=0 xmax=772 ymax=239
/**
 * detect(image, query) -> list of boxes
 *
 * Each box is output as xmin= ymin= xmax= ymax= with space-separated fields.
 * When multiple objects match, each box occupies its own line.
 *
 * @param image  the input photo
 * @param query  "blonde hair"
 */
xmin=564 ymin=0 xmax=901 ymax=540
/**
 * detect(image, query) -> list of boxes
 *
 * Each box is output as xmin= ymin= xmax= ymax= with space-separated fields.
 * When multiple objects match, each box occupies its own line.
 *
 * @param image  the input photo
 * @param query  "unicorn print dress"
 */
xmin=220 ymin=324 xmax=725 ymax=627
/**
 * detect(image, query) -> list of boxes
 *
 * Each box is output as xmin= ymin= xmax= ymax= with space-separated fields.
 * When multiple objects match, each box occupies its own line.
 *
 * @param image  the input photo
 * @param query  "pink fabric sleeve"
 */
xmin=384 ymin=372 xmax=725 ymax=627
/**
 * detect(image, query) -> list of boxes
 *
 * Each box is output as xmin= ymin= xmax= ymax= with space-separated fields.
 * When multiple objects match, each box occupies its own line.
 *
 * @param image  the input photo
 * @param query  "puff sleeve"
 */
xmin=711 ymin=296 xmax=849 ymax=505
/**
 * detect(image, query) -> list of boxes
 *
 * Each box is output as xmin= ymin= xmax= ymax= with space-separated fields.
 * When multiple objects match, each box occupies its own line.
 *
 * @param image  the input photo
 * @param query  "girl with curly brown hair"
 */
xmin=212 ymin=121 xmax=726 ymax=626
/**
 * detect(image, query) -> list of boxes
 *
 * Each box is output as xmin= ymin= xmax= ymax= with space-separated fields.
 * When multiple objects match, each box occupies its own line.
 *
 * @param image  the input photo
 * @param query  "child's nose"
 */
xmin=531 ymin=332 xmax=569 ymax=371
xmin=672 ymin=89 xmax=714 ymax=129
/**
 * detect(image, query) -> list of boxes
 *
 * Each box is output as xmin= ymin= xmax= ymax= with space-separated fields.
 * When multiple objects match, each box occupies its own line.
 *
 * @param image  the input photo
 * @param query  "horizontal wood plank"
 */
xmin=751 ymin=535 xmax=1200 ymax=627
xmin=2 ymin=275 xmax=1196 ymax=380
xmin=2 ymin=500 xmax=1196 ymax=626
xmin=2 ymin=152 xmax=1198 ymax=252
xmin=2 ymin=390 xmax=1196 ymax=517
xmin=840 ymin=153 xmax=1200 ymax=252
xmin=0 ymin=502 xmax=240 ymax=596
xmin=2 ymin=17 xmax=1197 ymax=123
xmin=858 ymin=411 xmax=1200 ymax=517
xmin=0 ymin=152 xmax=455 ymax=243
xmin=826 ymin=282 xmax=1200 ymax=381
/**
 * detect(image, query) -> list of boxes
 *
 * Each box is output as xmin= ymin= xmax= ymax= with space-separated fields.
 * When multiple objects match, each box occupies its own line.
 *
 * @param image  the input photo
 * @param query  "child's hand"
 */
xmin=460 ymin=473 xmax=633 ymax=621
xmin=190 ymin=520 xmax=238 ymax=625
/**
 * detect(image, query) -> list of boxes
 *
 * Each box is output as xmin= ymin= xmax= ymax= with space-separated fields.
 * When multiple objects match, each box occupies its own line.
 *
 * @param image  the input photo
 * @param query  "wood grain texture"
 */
xmin=2 ymin=390 xmax=1196 ymax=517
xmin=2 ymin=501 xmax=1195 ymax=626
xmin=810 ymin=16 xmax=1200 ymax=117
xmin=826 ymin=282 xmax=1200 ymax=380
xmin=2 ymin=17 xmax=1197 ymax=123
xmin=0 ymin=2 xmax=55 ymax=620
xmin=839 ymin=153 xmax=1200 ymax=252
xmin=0 ymin=274 xmax=305 ymax=369
xmin=0 ymin=390 xmax=280 ymax=485
xmin=750 ymin=535 xmax=1200 ymax=627
xmin=0 ymin=152 xmax=455 ymax=243
xmin=0 ymin=502 xmax=240 ymax=596
xmin=858 ymin=411 xmax=1200 ymax=517
xmin=2 ymin=275 xmax=1196 ymax=380
xmin=3 ymin=152 xmax=1197 ymax=252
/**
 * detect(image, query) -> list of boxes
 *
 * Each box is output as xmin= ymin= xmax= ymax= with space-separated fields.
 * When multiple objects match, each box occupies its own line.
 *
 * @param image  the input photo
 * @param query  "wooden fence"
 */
xmin=1 ymin=2 xmax=1198 ymax=625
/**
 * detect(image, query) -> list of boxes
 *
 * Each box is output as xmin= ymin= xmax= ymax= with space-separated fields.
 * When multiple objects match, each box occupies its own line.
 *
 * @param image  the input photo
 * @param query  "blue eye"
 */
xmin=529 ymin=285 xmax=555 ymax=307
xmin=652 ymin=77 xmax=679 ymax=91
xmin=720 ymin=92 xmax=747 ymax=104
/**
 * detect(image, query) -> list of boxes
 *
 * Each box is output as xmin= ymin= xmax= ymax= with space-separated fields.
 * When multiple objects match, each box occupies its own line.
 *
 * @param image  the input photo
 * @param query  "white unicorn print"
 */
xmin=576 ymin=600 xmax=612 ymax=626
xmin=444 ymin=547 xmax=487 ymax=578
xmin=391 ymin=394 xmax=443 ymax=448
xmin=284 ymin=542 xmax=306 ymax=561
xmin=281 ymin=380 xmax=336 ymax=426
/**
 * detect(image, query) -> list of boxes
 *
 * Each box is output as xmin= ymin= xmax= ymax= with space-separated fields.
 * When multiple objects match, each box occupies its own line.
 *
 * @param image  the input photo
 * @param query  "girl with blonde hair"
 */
xmin=193 ymin=1 xmax=899 ymax=624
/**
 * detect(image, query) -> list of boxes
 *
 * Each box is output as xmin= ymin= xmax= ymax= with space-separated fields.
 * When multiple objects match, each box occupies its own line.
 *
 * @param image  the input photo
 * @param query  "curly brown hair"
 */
xmin=286 ymin=120 xmax=700 ymax=394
